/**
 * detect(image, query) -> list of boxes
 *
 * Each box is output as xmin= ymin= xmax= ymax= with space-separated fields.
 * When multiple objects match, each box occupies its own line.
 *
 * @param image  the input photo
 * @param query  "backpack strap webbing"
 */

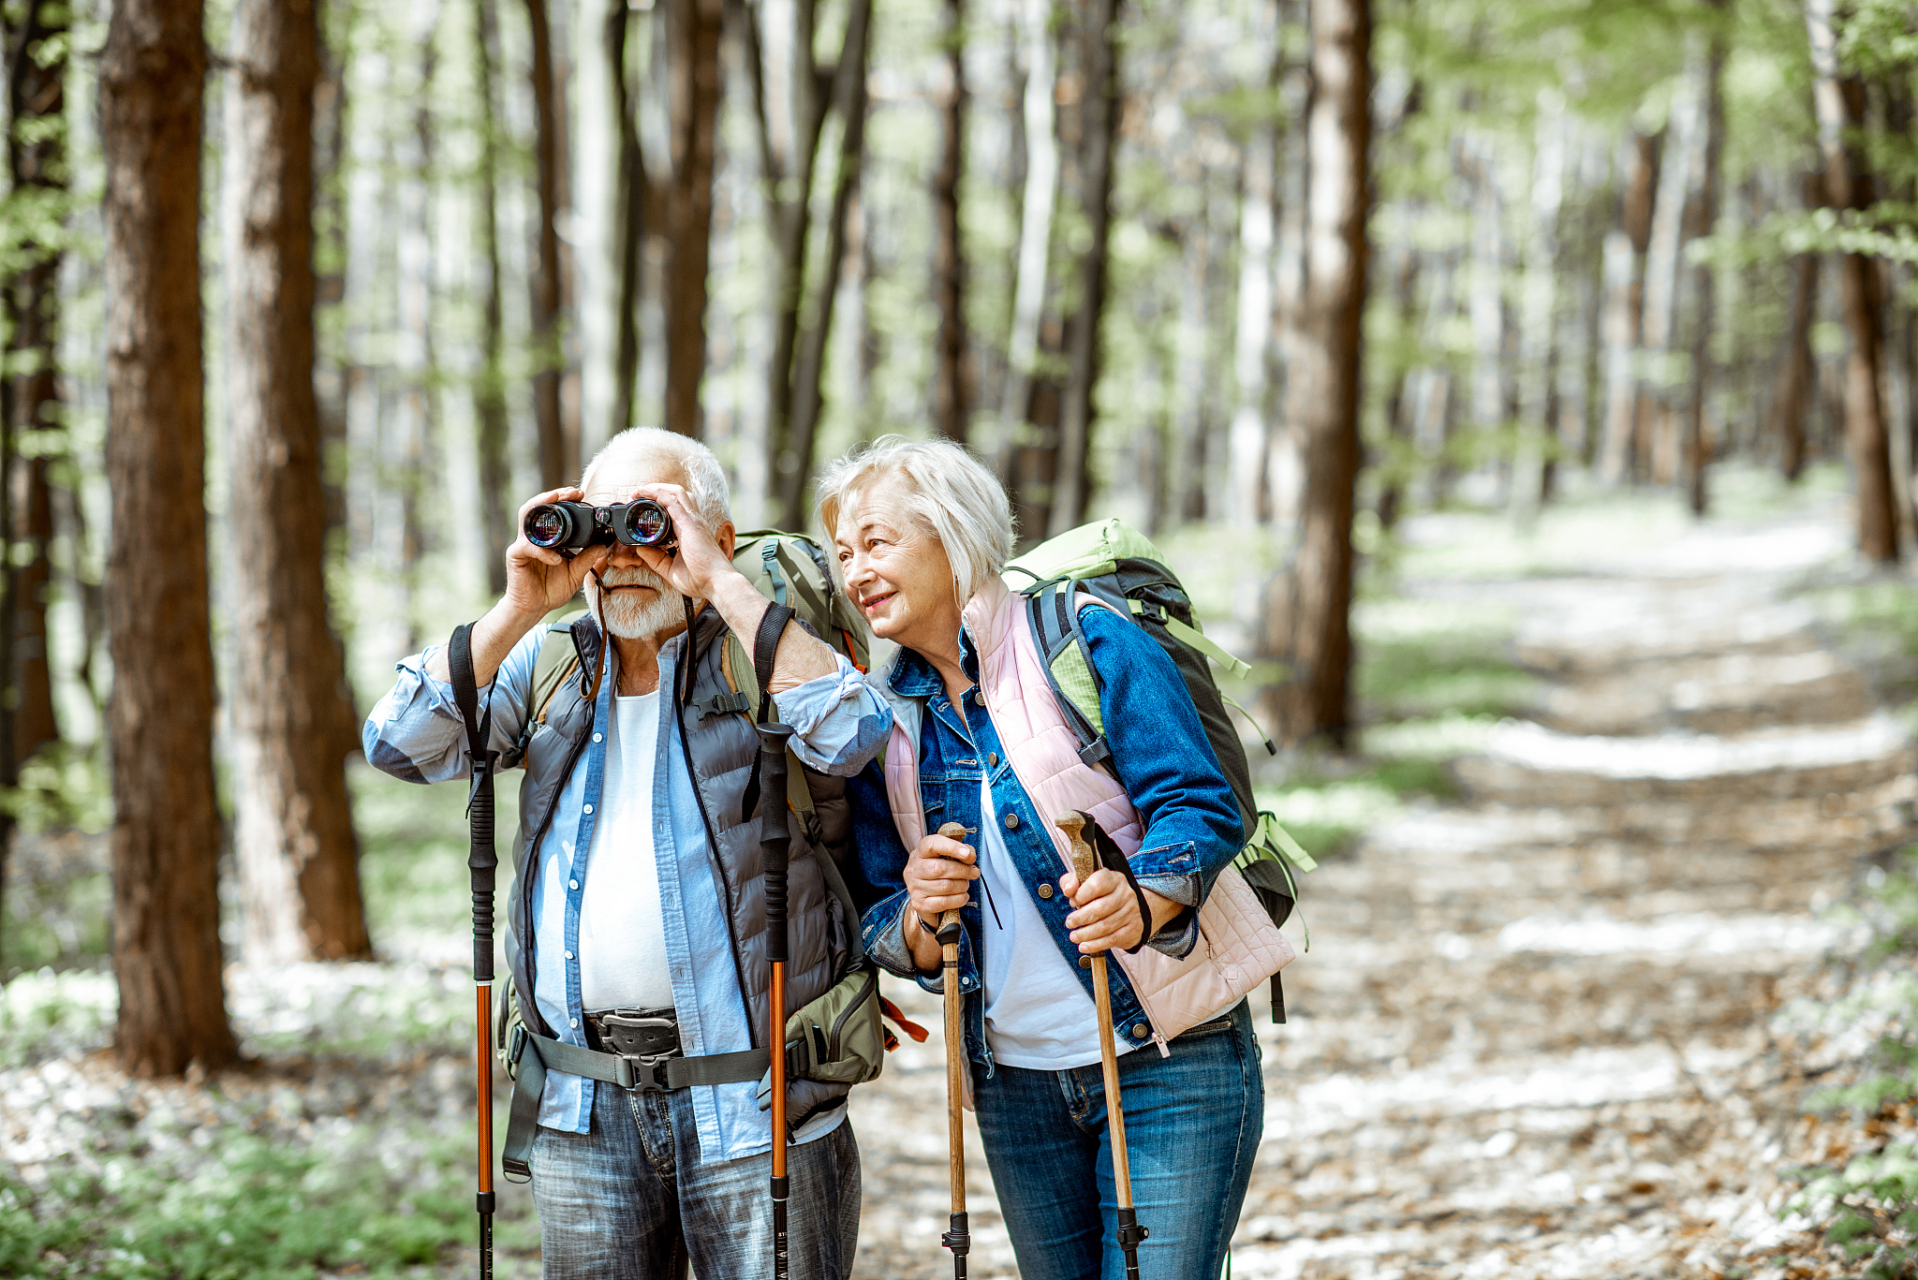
xmin=1024 ymin=586 xmax=1113 ymax=769
xmin=738 ymin=602 xmax=796 ymax=825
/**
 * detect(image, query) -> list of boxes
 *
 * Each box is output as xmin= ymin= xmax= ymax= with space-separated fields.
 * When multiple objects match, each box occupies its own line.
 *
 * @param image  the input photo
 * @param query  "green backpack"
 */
xmin=1004 ymin=519 xmax=1316 ymax=968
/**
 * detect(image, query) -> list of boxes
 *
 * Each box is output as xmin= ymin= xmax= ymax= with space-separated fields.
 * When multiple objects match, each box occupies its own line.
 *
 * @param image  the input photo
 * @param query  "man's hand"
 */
xmin=902 ymin=830 xmax=978 ymax=971
xmin=424 ymin=488 xmax=608 ymax=689
xmin=504 ymin=487 xmax=611 ymax=620
xmin=1059 ymin=867 xmax=1181 ymax=955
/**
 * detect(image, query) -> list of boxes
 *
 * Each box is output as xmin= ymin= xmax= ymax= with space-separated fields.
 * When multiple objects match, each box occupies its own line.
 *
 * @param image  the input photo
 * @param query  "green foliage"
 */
xmin=0 ymin=1127 xmax=509 ymax=1278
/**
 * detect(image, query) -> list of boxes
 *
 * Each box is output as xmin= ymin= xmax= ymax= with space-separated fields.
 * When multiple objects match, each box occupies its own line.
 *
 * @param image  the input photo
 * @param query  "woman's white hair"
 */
xmin=814 ymin=435 xmax=1015 ymax=603
xmin=581 ymin=426 xmax=731 ymax=532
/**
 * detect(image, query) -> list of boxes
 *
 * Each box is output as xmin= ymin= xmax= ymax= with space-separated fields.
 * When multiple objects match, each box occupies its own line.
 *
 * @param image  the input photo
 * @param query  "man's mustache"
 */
xmin=596 ymin=566 xmax=671 ymax=592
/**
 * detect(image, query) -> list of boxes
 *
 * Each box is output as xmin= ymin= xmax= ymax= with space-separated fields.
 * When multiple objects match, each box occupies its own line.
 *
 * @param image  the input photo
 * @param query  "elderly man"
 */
xmin=364 ymin=428 xmax=887 ymax=1279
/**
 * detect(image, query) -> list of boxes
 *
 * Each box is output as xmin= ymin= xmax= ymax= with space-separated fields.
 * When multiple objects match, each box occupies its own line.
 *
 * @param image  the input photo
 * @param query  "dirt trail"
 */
xmin=849 ymin=506 xmax=1916 ymax=1279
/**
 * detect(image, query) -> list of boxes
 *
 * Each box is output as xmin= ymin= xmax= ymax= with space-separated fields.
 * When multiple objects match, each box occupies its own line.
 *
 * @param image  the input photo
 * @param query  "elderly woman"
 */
xmin=820 ymin=437 xmax=1282 ymax=1280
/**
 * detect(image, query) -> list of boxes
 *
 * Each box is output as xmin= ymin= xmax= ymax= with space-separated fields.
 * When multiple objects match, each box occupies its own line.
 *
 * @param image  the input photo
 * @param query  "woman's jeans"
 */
xmin=528 ymin=1080 xmax=861 ymax=1280
xmin=972 ymin=999 xmax=1263 ymax=1280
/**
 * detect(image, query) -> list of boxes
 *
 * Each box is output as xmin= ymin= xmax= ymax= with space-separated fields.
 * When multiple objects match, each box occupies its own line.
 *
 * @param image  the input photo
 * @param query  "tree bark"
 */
xmin=1806 ymin=0 xmax=1898 ymax=562
xmin=1048 ymin=0 xmax=1121 ymax=536
xmin=1771 ymin=246 xmax=1818 ymax=481
xmin=1229 ymin=8 xmax=1279 ymax=526
xmin=224 ymin=0 xmax=371 ymax=965
xmin=5 ymin=0 xmax=68 ymax=777
xmin=1683 ymin=12 xmax=1726 ymax=516
xmin=1639 ymin=85 xmax=1696 ymax=487
xmin=525 ymin=0 xmax=572 ymax=485
xmin=1261 ymin=0 xmax=1368 ymax=748
xmin=662 ymin=0 xmax=724 ymax=437
xmin=1513 ymin=94 xmax=1565 ymax=523
xmin=996 ymin=0 xmax=1058 ymax=491
xmin=102 ymin=0 xmax=237 ymax=1074
xmin=931 ymin=0 xmax=969 ymax=443
xmin=1598 ymin=130 xmax=1659 ymax=482
xmin=608 ymin=0 xmax=647 ymax=438
xmin=475 ymin=0 xmax=512 ymax=591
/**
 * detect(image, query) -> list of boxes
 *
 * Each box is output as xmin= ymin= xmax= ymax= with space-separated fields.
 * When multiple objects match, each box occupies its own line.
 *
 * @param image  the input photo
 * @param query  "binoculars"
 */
xmin=523 ymin=499 xmax=675 ymax=555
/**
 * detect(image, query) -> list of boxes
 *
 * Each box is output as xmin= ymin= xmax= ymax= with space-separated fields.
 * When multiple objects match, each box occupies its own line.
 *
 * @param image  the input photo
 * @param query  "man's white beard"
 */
xmin=587 ymin=565 xmax=685 ymax=640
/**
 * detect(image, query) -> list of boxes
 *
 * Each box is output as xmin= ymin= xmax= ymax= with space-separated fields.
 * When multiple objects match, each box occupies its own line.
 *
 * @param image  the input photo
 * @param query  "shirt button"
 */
xmin=570 ymin=1018 xmax=580 ymax=1029
xmin=1037 ymin=883 xmax=1054 ymax=899
xmin=564 ymin=950 xmax=574 ymax=960
xmin=1079 ymin=956 xmax=1091 ymax=969
xmin=569 ymin=879 xmax=580 ymax=890
xmin=1005 ymin=813 xmax=1019 ymax=830
xmin=593 ymin=733 xmax=603 ymax=743
xmin=583 ymin=803 xmax=594 ymax=815
xmin=1131 ymin=1023 xmax=1150 ymax=1039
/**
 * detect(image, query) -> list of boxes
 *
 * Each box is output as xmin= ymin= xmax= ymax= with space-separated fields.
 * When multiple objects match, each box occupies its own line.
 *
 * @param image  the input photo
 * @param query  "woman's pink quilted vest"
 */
xmin=880 ymin=575 xmax=1294 ymax=1048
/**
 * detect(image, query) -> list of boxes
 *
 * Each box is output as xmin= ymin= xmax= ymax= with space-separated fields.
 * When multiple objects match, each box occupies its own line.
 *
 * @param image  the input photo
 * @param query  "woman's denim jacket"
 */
xmin=850 ymin=602 xmax=1246 ymax=1074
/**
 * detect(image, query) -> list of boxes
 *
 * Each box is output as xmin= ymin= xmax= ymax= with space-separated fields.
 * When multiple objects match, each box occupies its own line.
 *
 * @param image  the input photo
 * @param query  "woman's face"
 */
xmin=833 ymin=486 xmax=964 ymax=657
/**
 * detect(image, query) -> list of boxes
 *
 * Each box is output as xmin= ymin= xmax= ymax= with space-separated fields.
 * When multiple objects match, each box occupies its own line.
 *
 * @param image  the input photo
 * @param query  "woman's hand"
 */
xmin=901 ymin=830 xmax=977 ymax=971
xmin=1060 ymin=869 xmax=1182 ymax=954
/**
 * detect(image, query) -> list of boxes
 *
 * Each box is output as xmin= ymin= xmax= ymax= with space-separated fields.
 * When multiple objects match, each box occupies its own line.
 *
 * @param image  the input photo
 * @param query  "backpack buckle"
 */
xmin=614 ymin=1053 xmax=675 ymax=1093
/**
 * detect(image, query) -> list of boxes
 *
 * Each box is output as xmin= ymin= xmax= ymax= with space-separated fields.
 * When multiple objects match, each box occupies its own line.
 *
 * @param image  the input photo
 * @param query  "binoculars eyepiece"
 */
xmin=524 ymin=499 xmax=675 ymax=555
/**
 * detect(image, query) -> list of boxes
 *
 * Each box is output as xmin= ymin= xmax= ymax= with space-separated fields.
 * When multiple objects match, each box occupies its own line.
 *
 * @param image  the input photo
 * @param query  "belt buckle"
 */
xmin=616 ymin=1053 xmax=673 ymax=1093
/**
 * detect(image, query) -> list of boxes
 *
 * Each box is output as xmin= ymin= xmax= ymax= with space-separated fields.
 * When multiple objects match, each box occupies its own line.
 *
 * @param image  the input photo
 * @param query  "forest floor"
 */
xmin=6 ymin=469 xmax=1918 ymax=1279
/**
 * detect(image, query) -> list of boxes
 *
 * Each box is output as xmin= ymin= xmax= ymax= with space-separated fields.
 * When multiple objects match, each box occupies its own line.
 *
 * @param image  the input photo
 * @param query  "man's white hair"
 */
xmin=814 ymin=435 xmax=1015 ymax=604
xmin=581 ymin=427 xmax=731 ymax=532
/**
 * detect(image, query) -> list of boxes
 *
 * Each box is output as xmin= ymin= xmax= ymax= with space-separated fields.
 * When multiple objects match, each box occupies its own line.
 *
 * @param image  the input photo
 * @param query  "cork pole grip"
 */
xmin=1055 ymin=812 xmax=1135 ymax=1211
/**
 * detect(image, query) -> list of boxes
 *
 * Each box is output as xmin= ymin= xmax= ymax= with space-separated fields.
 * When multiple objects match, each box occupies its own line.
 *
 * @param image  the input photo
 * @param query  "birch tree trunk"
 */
xmin=4 ymin=0 xmax=66 ymax=777
xmin=224 ymin=0 xmax=371 ymax=965
xmin=1049 ymin=0 xmax=1121 ymax=535
xmin=997 ymin=0 xmax=1058 ymax=477
xmin=1638 ymin=79 xmax=1697 ymax=486
xmin=1261 ymin=0 xmax=1369 ymax=747
xmin=102 ymin=0 xmax=237 ymax=1076
xmin=1514 ymin=95 xmax=1565 ymax=522
xmin=525 ymin=0 xmax=572 ymax=485
xmin=1683 ymin=12 xmax=1726 ymax=515
xmin=931 ymin=0 xmax=969 ymax=443
xmin=1229 ymin=35 xmax=1278 ymax=525
xmin=1806 ymin=0 xmax=1898 ymax=561
xmin=1598 ymin=131 xmax=1658 ymax=482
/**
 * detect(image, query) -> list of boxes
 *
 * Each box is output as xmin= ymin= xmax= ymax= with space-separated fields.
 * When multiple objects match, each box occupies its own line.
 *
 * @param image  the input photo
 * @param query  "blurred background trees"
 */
xmin=7 ymin=0 xmax=1918 ymax=1067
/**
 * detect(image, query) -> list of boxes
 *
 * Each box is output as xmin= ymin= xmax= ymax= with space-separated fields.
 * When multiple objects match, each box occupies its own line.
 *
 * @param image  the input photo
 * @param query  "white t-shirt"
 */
xmin=978 ymin=778 xmax=1134 ymax=1070
xmin=577 ymin=691 xmax=676 ymax=1012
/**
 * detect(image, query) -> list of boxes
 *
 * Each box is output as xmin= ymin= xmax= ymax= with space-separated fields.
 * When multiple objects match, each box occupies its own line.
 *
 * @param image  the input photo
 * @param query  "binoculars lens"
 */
xmin=525 ymin=506 xmax=573 ymax=549
xmin=627 ymin=501 xmax=672 ymax=546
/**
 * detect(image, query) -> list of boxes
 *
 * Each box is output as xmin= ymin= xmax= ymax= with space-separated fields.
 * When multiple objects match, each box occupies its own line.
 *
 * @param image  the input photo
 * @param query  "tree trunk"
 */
xmin=1771 ymin=246 xmax=1818 ymax=481
xmin=102 ymin=0 xmax=237 ymax=1075
xmin=1229 ymin=8 xmax=1279 ymax=526
xmin=525 ymin=0 xmax=572 ymax=485
xmin=997 ymin=0 xmax=1058 ymax=488
xmin=608 ymin=0 xmax=647 ymax=438
xmin=1048 ymin=0 xmax=1121 ymax=536
xmin=1261 ymin=0 xmax=1368 ymax=748
xmin=931 ymin=0 xmax=969 ymax=443
xmin=3 ymin=1 xmax=70 ymax=931
xmin=778 ymin=0 xmax=873 ymax=525
xmin=1175 ymin=220 xmax=1211 ymax=525
xmin=1513 ymin=94 xmax=1565 ymax=523
xmin=1683 ymin=12 xmax=1726 ymax=516
xmin=224 ymin=0 xmax=371 ymax=965
xmin=1598 ymin=130 xmax=1658 ymax=482
xmin=1639 ymin=85 xmax=1695 ymax=487
xmin=662 ymin=0 xmax=724 ymax=438
xmin=475 ymin=0 xmax=512 ymax=592
xmin=1806 ymin=0 xmax=1898 ymax=562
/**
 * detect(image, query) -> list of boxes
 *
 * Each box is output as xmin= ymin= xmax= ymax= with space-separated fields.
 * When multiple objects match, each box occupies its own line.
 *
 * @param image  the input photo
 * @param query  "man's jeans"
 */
xmin=529 ymin=1080 xmax=861 ymax=1280
xmin=972 ymin=999 xmax=1263 ymax=1280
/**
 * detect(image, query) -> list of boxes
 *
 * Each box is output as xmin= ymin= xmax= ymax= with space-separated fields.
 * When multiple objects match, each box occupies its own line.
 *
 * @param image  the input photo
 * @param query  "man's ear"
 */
xmin=716 ymin=521 xmax=736 ymax=560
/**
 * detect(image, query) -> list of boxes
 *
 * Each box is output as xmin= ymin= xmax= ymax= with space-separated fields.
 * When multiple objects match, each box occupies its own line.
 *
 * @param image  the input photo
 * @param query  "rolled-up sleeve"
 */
xmin=773 ymin=655 xmax=891 ymax=777
xmin=1082 ymin=606 xmax=1247 ymax=960
xmin=362 ymin=628 xmax=544 ymax=784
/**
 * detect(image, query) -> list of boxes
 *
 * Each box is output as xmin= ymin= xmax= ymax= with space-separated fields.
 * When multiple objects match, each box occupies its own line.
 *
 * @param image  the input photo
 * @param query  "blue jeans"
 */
xmin=972 ymin=1000 xmax=1262 ymax=1280
xmin=528 ymin=1081 xmax=861 ymax=1280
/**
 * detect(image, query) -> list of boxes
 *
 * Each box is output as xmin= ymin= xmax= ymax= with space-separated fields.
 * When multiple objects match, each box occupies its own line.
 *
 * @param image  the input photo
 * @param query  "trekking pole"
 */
xmin=934 ymin=821 xmax=972 ymax=1279
xmin=1056 ymin=813 xmax=1148 ymax=1280
xmin=448 ymin=624 xmax=498 ymax=1280
xmin=756 ymin=720 xmax=798 ymax=1280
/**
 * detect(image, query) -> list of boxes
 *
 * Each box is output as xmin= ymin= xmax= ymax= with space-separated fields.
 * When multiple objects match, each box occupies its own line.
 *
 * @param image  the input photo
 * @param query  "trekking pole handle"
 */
xmin=755 ymin=723 xmax=796 ymax=958
xmin=1057 ymin=812 xmax=1097 ymax=884
xmin=935 ymin=822 xmax=968 ymax=945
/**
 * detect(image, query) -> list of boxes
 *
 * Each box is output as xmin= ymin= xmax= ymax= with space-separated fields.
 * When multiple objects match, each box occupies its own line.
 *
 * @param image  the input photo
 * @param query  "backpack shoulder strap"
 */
xmin=1023 ymin=585 xmax=1113 ymax=768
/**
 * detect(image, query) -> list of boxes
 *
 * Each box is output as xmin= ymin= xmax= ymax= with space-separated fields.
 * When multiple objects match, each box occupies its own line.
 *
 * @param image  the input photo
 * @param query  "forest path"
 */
xmin=849 ymin=502 xmax=1917 ymax=1279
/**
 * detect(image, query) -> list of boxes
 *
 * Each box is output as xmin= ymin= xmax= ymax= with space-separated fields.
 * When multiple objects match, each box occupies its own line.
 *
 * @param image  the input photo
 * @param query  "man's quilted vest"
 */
xmin=878 ymin=575 xmax=1294 ymax=1044
xmin=503 ymin=607 xmax=858 ymax=1123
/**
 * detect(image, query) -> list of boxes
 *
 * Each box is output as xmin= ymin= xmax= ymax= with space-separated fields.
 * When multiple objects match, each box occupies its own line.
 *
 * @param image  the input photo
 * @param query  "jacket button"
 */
xmin=1005 ymin=813 xmax=1019 ymax=830
xmin=1037 ymin=883 xmax=1054 ymax=899
xmin=1131 ymin=1023 xmax=1149 ymax=1039
xmin=988 ymin=752 xmax=999 ymax=767
xmin=1078 ymin=956 xmax=1091 ymax=969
